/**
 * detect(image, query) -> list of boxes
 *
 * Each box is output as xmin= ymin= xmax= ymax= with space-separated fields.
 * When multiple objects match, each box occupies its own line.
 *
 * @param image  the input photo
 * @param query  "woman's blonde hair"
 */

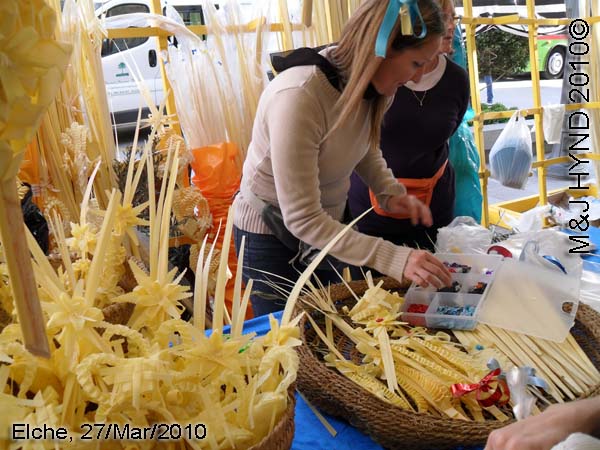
xmin=330 ymin=0 xmax=445 ymax=149
xmin=438 ymin=0 xmax=456 ymax=17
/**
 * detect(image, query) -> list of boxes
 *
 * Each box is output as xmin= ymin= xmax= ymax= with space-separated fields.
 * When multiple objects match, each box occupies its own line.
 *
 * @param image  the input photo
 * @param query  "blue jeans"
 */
xmin=233 ymin=226 xmax=347 ymax=317
xmin=484 ymin=75 xmax=493 ymax=104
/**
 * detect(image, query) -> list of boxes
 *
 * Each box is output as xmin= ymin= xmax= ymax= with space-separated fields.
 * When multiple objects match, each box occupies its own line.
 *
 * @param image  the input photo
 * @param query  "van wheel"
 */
xmin=543 ymin=47 xmax=565 ymax=79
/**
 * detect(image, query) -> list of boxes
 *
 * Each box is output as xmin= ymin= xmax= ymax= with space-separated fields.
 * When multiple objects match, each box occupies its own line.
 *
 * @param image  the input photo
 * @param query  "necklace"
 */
xmin=411 ymin=89 xmax=428 ymax=107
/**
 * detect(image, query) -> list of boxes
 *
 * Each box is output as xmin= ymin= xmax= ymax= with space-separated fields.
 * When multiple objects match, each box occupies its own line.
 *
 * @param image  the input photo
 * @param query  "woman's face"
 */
xmin=440 ymin=5 xmax=457 ymax=54
xmin=371 ymin=36 xmax=443 ymax=97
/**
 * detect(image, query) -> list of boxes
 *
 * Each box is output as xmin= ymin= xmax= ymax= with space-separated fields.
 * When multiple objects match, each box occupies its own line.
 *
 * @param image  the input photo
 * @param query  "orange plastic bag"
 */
xmin=18 ymin=141 xmax=43 ymax=206
xmin=190 ymin=143 xmax=252 ymax=320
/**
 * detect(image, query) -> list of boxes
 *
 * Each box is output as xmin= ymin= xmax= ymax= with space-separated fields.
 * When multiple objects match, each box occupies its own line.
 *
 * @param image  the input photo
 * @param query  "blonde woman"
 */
xmin=233 ymin=0 xmax=451 ymax=316
xmin=348 ymin=0 xmax=471 ymax=252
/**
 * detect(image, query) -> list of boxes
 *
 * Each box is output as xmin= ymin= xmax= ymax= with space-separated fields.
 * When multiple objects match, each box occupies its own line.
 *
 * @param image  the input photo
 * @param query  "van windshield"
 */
xmin=171 ymin=5 xmax=205 ymax=26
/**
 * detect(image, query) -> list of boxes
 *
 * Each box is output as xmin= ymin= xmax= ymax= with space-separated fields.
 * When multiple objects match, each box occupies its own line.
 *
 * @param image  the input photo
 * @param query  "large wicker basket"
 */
xmin=295 ymin=277 xmax=600 ymax=450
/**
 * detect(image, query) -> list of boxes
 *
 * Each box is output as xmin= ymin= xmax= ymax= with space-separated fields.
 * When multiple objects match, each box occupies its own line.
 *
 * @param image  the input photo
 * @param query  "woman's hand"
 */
xmin=403 ymin=250 xmax=452 ymax=289
xmin=485 ymin=398 xmax=600 ymax=450
xmin=386 ymin=195 xmax=433 ymax=226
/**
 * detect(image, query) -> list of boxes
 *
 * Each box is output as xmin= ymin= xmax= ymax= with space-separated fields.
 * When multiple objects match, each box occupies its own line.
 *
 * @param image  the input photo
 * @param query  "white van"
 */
xmin=96 ymin=0 xmax=254 ymax=127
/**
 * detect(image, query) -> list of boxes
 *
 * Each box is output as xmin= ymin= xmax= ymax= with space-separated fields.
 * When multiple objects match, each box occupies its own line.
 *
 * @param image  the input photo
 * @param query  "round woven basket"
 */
xmin=101 ymin=302 xmax=295 ymax=450
xmin=1 ymin=300 xmax=295 ymax=450
xmin=249 ymin=385 xmax=297 ymax=450
xmin=295 ymin=277 xmax=600 ymax=450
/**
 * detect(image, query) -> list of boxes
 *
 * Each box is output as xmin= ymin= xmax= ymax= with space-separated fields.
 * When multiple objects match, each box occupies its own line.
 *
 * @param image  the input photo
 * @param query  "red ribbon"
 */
xmin=451 ymin=368 xmax=511 ymax=408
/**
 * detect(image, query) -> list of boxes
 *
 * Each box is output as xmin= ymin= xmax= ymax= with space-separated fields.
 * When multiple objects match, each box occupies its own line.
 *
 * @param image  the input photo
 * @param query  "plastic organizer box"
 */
xmin=401 ymin=253 xmax=504 ymax=330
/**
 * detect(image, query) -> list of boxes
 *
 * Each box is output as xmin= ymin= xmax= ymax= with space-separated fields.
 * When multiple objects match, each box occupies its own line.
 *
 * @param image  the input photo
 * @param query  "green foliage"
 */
xmin=476 ymin=28 xmax=529 ymax=79
xmin=468 ymin=103 xmax=518 ymax=125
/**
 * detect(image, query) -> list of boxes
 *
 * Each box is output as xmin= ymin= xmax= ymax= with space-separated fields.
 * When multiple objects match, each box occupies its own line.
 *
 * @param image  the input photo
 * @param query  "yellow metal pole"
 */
xmin=462 ymin=0 xmax=488 ymax=226
xmin=150 ymin=0 xmax=182 ymax=137
xmin=526 ymin=0 xmax=548 ymax=206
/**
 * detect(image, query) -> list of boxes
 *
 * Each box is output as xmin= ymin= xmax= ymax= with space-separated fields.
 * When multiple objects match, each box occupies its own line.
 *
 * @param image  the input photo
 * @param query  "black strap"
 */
xmin=270 ymin=47 xmax=380 ymax=100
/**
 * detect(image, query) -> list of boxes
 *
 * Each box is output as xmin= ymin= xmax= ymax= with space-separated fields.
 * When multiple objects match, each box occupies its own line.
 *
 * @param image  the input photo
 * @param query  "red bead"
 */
xmin=407 ymin=304 xmax=428 ymax=314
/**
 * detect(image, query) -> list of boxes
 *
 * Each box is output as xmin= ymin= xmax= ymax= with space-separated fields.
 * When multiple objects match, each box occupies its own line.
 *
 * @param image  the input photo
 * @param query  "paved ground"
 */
xmin=478 ymin=77 xmax=563 ymax=110
xmin=487 ymin=172 xmax=584 ymax=204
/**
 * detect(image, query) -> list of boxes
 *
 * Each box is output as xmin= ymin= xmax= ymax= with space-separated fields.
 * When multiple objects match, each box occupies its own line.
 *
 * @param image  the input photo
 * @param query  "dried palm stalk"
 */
xmin=0 ymin=0 xmax=72 ymax=357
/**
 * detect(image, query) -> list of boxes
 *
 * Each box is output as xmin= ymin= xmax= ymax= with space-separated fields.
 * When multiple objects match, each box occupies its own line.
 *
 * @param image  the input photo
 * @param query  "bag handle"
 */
xmin=507 ymin=110 xmax=521 ymax=125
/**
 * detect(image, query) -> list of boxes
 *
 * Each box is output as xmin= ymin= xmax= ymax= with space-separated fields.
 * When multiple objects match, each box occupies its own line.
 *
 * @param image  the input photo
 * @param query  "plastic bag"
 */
xmin=436 ymin=216 xmax=492 ymax=254
xmin=506 ymin=367 xmax=536 ymax=420
xmin=506 ymin=365 xmax=548 ymax=420
xmin=448 ymin=25 xmax=482 ymax=222
xmin=449 ymin=120 xmax=483 ymax=222
xmin=548 ymin=196 xmax=600 ymax=227
xmin=191 ymin=142 xmax=250 ymax=318
xmin=21 ymin=184 xmax=49 ymax=254
xmin=581 ymin=261 xmax=600 ymax=313
xmin=191 ymin=143 xmax=240 ymax=199
xmin=542 ymin=104 xmax=565 ymax=144
xmin=504 ymin=204 xmax=552 ymax=232
xmin=498 ymin=229 xmax=583 ymax=276
xmin=489 ymin=111 xmax=533 ymax=189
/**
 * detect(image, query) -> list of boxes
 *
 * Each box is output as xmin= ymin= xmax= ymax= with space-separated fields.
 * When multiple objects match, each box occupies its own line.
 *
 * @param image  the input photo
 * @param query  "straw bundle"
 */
xmin=26 ymin=0 xmax=117 ymax=219
xmin=161 ymin=2 xmax=266 ymax=167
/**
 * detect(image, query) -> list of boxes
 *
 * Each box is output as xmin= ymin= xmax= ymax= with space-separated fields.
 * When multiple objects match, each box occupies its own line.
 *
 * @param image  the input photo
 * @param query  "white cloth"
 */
xmin=543 ymin=104 xmax=566 ymax=144
xmin=551 ymin=433 xmax=600 ymax=450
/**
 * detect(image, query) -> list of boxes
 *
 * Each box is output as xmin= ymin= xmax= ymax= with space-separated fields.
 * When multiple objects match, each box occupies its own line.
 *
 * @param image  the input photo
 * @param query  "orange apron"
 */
xmin=369 ymin=160 xmax=448 ymax=219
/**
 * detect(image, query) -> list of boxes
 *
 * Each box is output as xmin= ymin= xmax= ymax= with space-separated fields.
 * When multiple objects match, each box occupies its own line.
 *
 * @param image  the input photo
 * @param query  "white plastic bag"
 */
xmin=504 ymin=205 xmax=552 ymax=232
xmin=499 ymin=229 xmax=583 ymax=275
xmin=436 ymin=216 xmax=492 ymax=254
xmin=581 ymin=260 xmax=600 ymax=313
xmin=489 ymin=111 xmax=533 ymax=189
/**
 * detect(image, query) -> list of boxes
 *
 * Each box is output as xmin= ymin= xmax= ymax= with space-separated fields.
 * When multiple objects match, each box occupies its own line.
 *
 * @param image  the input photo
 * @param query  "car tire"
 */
xmin=543 ymin=46 xmax=565 ymax=79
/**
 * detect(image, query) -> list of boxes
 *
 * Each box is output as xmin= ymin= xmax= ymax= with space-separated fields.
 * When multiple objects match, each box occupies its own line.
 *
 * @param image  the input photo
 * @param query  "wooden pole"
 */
xmin=0 ymin=179 xmax=50 ymax=358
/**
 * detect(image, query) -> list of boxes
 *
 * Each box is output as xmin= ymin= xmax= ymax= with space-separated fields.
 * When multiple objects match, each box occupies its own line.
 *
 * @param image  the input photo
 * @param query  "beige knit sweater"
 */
xmin=233 ymin=60 xmax=412 ymax=282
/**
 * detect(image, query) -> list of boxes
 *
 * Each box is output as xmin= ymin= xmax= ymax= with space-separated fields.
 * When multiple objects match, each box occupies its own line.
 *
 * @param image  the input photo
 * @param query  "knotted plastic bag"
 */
xmin=191 ymin=142 xmax=251 ymax=319
xmin=489 ymin=111 xmax=532 ymax=189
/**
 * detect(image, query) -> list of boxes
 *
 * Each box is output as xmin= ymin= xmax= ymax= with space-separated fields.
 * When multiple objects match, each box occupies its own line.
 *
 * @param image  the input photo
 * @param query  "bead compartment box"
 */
xmin=401 ymin=253 xmax=504 ymax=330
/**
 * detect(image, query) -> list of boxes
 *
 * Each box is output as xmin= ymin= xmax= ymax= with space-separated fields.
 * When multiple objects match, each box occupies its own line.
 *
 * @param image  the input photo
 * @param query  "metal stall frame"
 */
xmin=462 ymin=0 xmax=600 ymax=227
xmin=106 ymin=1 xmax=600 ymax=229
